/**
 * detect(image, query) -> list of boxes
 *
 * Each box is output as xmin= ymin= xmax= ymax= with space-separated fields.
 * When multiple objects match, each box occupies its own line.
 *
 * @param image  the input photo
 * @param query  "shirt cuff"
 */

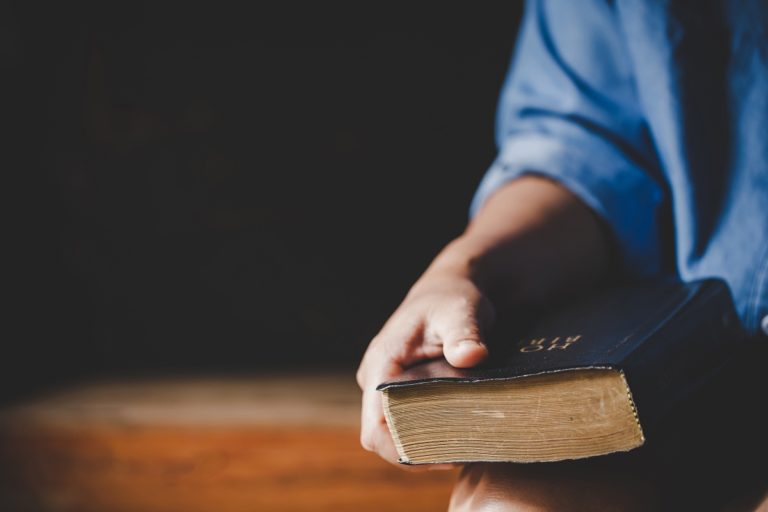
xmin=470 ymin=131 xmax=664 ymax=277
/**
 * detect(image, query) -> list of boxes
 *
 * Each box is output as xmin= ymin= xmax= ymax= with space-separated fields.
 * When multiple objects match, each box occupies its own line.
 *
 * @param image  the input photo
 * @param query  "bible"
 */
xmin=377 ymin=278 xmax=748 ymax=464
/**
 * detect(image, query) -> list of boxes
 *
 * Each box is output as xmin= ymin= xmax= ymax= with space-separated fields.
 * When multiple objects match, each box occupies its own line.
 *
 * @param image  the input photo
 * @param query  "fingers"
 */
xmin=361 ymin=386 xmax=455 ymax=471
xmin=357 ymin=280 xmax=495 ymax=469
xmin=359 ymin=337 xmax=450 ymax=469
xmin=358 ymin=348 xmax=406 ymax=465
xmin=360 ymin=381 xmax=399 ymax=459
xmin=445 ymin=338 xmax=489 ymax=368
xmin=432 ymin=296 xmax=493 ymax=368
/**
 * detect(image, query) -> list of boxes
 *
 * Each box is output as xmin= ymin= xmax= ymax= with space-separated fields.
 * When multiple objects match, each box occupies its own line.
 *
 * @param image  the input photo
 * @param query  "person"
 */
xmin=357 ymin=0 xmax=768 ymax=510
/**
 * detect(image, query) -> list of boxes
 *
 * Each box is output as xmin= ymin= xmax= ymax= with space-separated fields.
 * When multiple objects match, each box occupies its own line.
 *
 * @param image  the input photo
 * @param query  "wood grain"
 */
xmin=0 ymin=375 xmax=457 ymax=512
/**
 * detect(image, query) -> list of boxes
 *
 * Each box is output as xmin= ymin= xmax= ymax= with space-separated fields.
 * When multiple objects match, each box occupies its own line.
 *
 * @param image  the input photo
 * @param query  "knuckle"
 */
xmin=369 ymin=333 xmax=385 ymax=348
xmin=360 ymin=431 xmax=375 ymax=452
xmin=443 ymin=296 xmax=479 ymax=320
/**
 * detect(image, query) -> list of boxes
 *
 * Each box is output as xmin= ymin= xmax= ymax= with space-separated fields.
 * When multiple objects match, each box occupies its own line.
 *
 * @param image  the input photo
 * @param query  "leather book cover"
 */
xmin=378 ymin=278 xmax=749 ymax=431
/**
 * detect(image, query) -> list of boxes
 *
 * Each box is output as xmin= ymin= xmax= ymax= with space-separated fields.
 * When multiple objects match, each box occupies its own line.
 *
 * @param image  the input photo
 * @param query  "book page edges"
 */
xmin=618 ymin=368 xmax=646 ymax=447
xmin=383 ymin=368 xmax=645 ymax=465
xmin=380 ymin=388 xmax=410 ymax=464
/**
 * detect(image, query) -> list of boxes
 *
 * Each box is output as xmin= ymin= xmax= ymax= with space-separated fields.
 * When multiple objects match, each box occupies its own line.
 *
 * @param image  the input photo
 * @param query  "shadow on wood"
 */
xmin=0 ymin=374 xmax=457 ymax=512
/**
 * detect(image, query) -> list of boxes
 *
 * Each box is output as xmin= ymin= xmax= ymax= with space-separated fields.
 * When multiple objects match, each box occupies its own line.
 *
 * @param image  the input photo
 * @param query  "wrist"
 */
xmin=423 ymin=237 xmax=484 ymax=279
xmin=424 ymin=177 xmax=612 ymax=305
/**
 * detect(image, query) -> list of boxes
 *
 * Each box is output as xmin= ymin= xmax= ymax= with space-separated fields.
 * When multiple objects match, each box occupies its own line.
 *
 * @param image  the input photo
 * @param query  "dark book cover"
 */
xmin=378 ymin=278 xmax=750 ymax=433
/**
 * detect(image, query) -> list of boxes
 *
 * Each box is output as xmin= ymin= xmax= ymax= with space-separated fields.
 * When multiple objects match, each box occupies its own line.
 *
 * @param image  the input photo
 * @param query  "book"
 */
xmin=377 ymin=278 xmax=749 ymax=465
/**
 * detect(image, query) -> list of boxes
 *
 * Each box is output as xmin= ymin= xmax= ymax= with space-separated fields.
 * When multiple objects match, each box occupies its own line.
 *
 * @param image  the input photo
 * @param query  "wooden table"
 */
xmin=0 ymin=374 xmax=457 ymax=512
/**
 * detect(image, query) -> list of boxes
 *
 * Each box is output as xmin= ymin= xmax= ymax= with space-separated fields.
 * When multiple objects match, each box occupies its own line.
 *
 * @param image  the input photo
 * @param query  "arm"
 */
xmin=356 ymin=175 xmax=611 ymax=465
xmin=358 ymin=0 xmax=666 ymax=467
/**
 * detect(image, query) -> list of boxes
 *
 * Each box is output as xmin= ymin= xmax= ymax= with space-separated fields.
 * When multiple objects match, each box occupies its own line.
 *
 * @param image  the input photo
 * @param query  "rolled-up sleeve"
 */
xmin=470 ymin=0 xmax=665 ymax=276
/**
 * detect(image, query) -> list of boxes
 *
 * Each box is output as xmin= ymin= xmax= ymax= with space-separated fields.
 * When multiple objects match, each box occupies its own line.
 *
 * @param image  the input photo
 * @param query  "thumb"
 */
xmin=433 ymin=297 xmax=493 ymax=368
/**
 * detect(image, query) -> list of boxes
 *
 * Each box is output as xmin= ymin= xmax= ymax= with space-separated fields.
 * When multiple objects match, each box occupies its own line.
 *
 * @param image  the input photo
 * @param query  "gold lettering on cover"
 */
xmin=519 ymin=335 xmax=582 ymax=352
xmin=519 ymin=337 xmax=546 ymax=352
xmin=546 ymin=335 xmax=582 ymax=351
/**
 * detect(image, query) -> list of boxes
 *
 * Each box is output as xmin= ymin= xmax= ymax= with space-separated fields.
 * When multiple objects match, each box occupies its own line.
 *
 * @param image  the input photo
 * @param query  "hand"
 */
xmin=356 ymin=269 xmax=495 ymax=468
xmin=356 ymin=176 xmax=611 ymax=469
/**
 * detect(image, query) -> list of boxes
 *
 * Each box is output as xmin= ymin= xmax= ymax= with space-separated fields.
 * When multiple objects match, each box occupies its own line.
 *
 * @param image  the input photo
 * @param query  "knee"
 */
xmin=448 ymin=460 xmax=661 ymax=512
xmin=448 ymin=464 xmax=536 ymax=512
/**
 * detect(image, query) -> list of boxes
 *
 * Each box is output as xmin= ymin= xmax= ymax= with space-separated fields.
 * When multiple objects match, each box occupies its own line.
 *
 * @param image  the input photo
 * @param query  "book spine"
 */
xmin=619 ymin=281 xmax=746 ymax=432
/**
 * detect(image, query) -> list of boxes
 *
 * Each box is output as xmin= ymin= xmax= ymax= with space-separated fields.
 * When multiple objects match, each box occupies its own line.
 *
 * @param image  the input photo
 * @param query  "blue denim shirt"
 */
xmin=471 ymin=0 xmax=768 ymax=337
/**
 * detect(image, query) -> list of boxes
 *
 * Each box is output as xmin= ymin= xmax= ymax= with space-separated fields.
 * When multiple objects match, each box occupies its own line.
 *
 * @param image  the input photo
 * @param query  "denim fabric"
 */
xmin=471 ymin=0 xmax=768 ymax=336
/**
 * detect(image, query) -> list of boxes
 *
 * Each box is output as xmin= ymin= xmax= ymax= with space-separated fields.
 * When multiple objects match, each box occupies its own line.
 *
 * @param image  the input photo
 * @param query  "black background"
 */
xmin=4 ymin=3 xmax=523 ymax=400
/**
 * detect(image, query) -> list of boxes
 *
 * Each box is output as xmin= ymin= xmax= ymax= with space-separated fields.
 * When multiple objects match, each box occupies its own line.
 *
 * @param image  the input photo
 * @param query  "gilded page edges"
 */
xmin=618 ymin=369 xmax=646 ymax=446
xmin=380 ymin=388 xmax=411 ymax=464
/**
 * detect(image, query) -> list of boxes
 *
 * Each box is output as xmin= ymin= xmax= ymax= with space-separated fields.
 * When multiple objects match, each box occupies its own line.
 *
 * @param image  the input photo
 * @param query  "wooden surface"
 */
xmin=0 ymin=375 xmax=458 ymax=512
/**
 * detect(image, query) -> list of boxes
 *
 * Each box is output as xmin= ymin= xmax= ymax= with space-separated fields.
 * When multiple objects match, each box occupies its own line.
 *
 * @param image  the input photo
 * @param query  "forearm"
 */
xmin=358 ymin=175 xmax=611 ymax=465
xmin=422 ymin=175 xmax=613 ymax=305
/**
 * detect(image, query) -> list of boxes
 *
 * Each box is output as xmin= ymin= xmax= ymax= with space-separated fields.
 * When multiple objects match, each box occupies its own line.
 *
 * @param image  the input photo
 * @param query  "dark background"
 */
xmin=4 ymin=4 xmax=523 ymax=400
